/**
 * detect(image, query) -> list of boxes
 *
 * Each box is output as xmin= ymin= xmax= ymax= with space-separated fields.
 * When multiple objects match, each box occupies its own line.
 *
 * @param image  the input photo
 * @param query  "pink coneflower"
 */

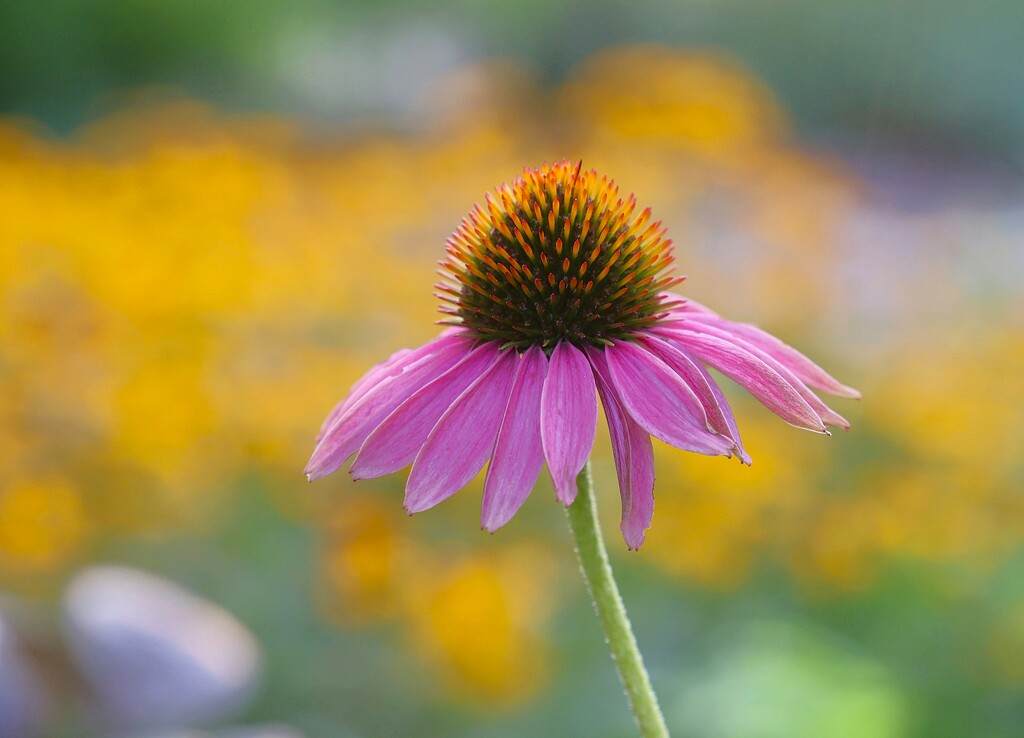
xmin=306 ymin=161 xmax=857 ymax=549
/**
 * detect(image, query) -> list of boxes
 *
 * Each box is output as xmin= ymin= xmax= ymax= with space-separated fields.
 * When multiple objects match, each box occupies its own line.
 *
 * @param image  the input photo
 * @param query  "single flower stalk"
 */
xmin=306 ymin=160 xmax=857 ymax=548
xmin=306 ymin=161 xmax=857 ymax=736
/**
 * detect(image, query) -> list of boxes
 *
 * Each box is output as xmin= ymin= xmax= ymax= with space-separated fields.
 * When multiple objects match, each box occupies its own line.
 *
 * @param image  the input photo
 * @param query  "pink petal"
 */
xmin=315 ymin=347 xmax=414 ymax=443
xmin=660 ymin=327 xmax=828 ymax=432
xmin=676 ymin=312 xmax=860 ymax=398
xmin=404 ymin=350 xmax=519 ymax=513
xmin=541 ymin=341 xmax=599 ymax=506
xmin=731 ymin=338 xmax=851 ymax=429
xmin=349 ymin=342 xmax=502 ymax=480
xmin=305 ymin=335 xmax=473 ymax=480
xmin=588 ymin=349 xmax=655 ymax=550
xmin=663 ymin=320 xmax=849 ymax=429
xmin=315 ymin=328 xmax=475 ymax=442
xmin=481 ymin=346 xmax=548 ymax=532
xmin=699 ymin=357 xmax=751 ymax=464
xmin=638 ymin=335 xmax=750 ymax=463
xmin=604 ymin=341 xmax=736 ymax=457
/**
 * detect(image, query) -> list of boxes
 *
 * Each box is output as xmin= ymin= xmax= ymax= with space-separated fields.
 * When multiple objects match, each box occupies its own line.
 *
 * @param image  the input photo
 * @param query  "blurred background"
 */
xmin=1 ymin=1 xmax=1022 ymax=736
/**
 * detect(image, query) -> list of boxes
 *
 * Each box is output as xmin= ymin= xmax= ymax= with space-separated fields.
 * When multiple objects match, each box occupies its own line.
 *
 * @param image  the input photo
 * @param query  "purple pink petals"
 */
xmin=308 ymin=305 xmax=856 ymax=548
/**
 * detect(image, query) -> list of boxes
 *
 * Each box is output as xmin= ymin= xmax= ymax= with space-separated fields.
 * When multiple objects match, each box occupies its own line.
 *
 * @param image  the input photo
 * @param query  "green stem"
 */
xmin=565 ymin=461 xmax=670 ymax=738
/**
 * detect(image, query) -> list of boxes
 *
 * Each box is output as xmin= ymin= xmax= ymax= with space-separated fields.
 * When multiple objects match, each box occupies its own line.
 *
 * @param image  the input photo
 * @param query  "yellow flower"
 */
xmin=406 ymin=545 xmax=558 ymax=703
xmin=319 ymin=496 xmax=409 ymax=623
xmin=0 ymin=477 xmax=90 ymax=574
xmin=563 ymin=46 xmax=787 ymax=157
xmin=643 ymin=413 xmax=824 ymax=587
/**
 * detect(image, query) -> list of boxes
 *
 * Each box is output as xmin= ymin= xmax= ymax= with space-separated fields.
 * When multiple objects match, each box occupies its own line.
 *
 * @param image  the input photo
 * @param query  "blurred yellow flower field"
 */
xmin=0 ymin=44 xmax=1021 ymax=736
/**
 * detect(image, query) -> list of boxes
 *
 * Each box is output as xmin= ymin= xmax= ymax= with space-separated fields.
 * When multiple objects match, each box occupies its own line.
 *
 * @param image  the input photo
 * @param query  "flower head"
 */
xmin=307 ymin=161 xmax=857 ymax=549
xmin=437 ymin=160 xmax=680 ymax=349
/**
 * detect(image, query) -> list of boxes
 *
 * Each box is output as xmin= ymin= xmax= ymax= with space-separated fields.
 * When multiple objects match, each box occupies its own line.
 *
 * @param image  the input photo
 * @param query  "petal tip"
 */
xmin=621 ymin=530 xmax=647 ymax=550
xmin=344 ymin=451 xmax=378 ymax=482
xmin=304 ymin=465 xmax=327 ymax=482
xmin=554 ymin=479 xmax=579 ymax=506
xmin=802 ymin=417 xmax=830 ymax=435
xmin=480 ymin=510 xmax=504 ymax=533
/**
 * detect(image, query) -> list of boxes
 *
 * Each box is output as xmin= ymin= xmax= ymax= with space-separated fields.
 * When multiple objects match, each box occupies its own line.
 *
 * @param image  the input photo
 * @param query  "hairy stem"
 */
xmin=565 ymin=461 xmax=670 ymax=738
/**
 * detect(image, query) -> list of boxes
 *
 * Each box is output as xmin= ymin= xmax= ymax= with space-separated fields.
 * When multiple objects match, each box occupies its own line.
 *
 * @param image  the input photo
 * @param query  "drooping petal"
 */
xmin=316 ymin=330 xmax=474 ymax=442
xmin=673 ymin=311 xmax=860 ymax=398
xmin=404 ymin=350 xmax=519 ymax=513
xmin=638 ymin=335 xmax=748 ymax=461
xmin=760 ymin=355 xmax=850 ymax=429
xmin=314 ymin=350 xmax=409 ymax=443
xmin=698 ymin=356 xmax=750 ymax=464
xmin=604 ymin=340 xmax=735 ymax=457
xmin=349 ymin=342 xmax=502 ymax=480
xmin=659 ymin=327 xmax=828 ymax=433
xmin=662 ymin=320 xmax=849 ymax=429
xmin=588 ymin=349 xmax=655 ymax=550
xmin=481 ymin=346 xmax=548 ymax=532
xmin=305 ymin=334 xmax=473 ymax=480
xmin=541 ymin=341 xmax=599 ymax=506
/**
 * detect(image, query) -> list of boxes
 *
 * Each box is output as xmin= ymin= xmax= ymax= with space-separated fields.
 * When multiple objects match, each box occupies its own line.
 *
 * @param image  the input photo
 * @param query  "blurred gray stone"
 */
xmin=0 ymin=615 xmax=47 ymax=738
xmin=64 ymin=566 xmax=262 ymax=729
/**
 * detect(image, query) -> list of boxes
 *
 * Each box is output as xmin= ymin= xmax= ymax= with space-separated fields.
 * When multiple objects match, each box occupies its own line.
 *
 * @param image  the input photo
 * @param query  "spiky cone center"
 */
xmin=437 ymin=161 xmax=683 ymax=350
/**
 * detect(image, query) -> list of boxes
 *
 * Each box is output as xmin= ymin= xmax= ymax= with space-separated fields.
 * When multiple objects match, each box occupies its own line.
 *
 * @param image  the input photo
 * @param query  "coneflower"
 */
xmin=306 ymin=161 xmax=857 ymax=737
xmin=306 ymin=160 xmax=856 ymax=548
